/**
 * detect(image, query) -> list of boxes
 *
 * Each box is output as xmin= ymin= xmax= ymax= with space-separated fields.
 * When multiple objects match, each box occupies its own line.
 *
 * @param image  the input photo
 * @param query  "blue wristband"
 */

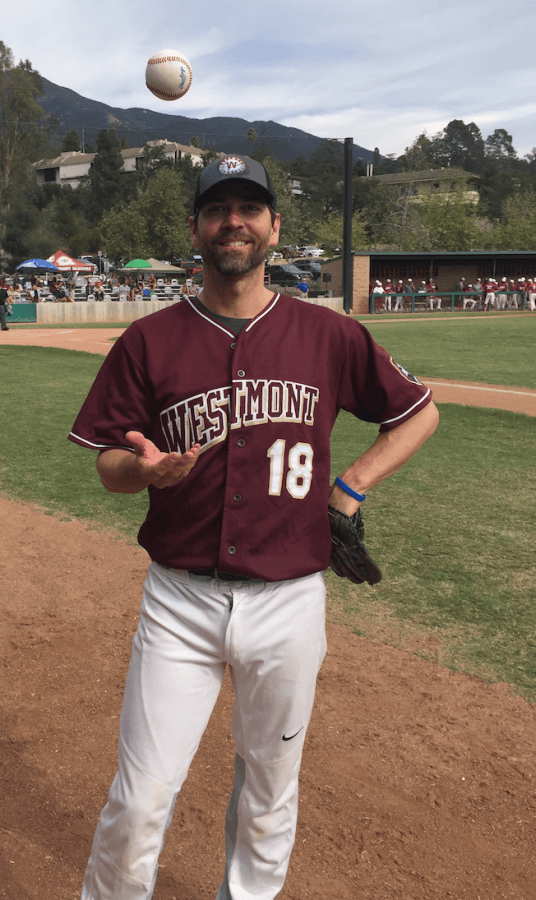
xmin=335 ymin=477 xmax=366 ymax=502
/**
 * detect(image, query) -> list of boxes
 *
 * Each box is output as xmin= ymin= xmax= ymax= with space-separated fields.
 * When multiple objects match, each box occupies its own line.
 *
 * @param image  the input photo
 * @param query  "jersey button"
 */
xmin=237 ymin=438 xmax=246 ymax=447
xmin=237 ymin=369 xmax=246 ymax=377
xmin=233 ymin=493 xmax=241 ymax=502
xmin=228 ymin=546 xmax=236 ymax=555
xmin=230 ymin=342 xmax=237 ymax=350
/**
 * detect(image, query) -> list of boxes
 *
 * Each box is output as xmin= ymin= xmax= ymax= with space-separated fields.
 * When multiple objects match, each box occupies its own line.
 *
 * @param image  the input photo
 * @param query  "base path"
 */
xmin=2 ymin=326 xmax=535 ymax=416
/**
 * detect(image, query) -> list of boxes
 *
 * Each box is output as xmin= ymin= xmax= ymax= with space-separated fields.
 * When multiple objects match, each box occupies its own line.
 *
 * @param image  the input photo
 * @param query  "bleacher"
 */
xmin=71 ymin=277 xmax=186 ymax=304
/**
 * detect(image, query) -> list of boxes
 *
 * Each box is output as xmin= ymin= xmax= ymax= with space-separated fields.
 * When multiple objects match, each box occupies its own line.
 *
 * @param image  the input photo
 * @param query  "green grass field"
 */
xmin=1 ymin=317 xmax=534 ymax=699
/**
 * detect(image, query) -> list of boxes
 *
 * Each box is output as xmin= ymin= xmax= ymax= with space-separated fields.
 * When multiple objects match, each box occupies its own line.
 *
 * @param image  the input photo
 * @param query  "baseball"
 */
xmin=145 ymin=49 xmax=192 ymax=101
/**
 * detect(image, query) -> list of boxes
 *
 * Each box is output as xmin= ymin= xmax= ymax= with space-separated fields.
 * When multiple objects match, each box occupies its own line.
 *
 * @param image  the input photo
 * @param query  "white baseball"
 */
xmin=145 ymin=49 xmax=192 ymax=101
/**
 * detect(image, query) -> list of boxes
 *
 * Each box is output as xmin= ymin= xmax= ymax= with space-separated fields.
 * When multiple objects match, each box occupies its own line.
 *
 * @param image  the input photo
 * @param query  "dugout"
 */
xmin=321 ymin=251 xmax=536 ymax=314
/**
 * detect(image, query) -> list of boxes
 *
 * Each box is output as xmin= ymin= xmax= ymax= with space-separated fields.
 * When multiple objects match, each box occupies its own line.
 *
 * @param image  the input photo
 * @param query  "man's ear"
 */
xmin=188 ymin=216 xmax=199 ymax=248
xmin=269 ymin=213 xmax=281 ymax=247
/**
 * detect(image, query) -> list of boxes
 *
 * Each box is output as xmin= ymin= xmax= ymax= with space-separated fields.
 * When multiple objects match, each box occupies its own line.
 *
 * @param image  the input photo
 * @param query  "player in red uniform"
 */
xmin=70 ymin=155 xmax=439 ymax=900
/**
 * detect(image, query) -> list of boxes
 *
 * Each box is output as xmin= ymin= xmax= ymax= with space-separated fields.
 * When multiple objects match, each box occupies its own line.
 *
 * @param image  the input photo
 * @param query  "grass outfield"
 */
xmin=1 ymin=343 xmax=534 ymax=700
xmin=362 ymin=314 xmax=536 ymax=388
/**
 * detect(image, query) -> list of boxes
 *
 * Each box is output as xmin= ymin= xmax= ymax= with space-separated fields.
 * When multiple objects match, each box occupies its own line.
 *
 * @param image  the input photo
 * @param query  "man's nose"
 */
xmin=221 ymin=207 xmax=244 ymax=226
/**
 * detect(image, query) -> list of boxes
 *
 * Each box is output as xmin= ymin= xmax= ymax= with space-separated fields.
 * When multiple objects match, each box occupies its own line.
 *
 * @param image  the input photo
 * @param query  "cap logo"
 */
xmin=218 ymin=156 xmax=247 ymax=175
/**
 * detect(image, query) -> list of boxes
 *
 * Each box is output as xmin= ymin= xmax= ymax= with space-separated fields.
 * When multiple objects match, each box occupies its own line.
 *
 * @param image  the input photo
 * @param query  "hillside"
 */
xmin=38 ymin=78 xmax=374 ymax=164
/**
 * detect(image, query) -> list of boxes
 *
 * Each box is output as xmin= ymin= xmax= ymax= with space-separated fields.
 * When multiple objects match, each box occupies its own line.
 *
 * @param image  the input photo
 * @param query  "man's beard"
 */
xmin=198 ymin=233 xmax=271 ymax=276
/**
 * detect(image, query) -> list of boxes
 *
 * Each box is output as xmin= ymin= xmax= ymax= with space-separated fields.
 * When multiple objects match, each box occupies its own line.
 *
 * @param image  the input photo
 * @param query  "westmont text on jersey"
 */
xmin=160 ymin=379 xmax=321 ymax=455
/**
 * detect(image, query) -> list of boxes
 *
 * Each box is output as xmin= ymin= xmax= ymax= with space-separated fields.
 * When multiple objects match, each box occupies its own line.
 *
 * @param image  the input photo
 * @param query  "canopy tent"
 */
xmin=119 ymin=258 xmax=186 ymax=275
xmin=123 ymin=258 xmax=152 ymax=269
xmin=16 ymin=258 xmax=59 ymax=274
xmin=47 ymin=251 xmax=96 ymax=273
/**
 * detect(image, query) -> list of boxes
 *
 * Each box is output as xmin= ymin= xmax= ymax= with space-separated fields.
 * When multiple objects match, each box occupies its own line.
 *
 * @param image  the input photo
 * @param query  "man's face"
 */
xmin=189 ymin=182 xmax=280 ymax=277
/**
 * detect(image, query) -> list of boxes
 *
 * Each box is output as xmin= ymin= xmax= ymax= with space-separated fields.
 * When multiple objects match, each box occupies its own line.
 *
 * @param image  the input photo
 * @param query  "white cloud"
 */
xmin=2 ymin=0 xmax=536 ymax=158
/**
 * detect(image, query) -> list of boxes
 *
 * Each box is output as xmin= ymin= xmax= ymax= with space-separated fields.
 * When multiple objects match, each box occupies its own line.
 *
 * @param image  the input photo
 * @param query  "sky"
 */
xmin=3 ymin=0 xmax=536 ymax=160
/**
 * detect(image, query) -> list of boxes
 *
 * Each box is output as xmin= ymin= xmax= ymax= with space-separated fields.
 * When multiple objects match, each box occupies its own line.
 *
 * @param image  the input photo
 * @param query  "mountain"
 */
xmin=38 ymin=78 xmax=375 ymax=164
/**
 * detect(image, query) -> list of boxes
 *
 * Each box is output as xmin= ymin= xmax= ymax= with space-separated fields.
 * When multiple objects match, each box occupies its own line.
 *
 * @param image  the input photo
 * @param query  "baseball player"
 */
xmin=69 ymin=154 xmax=439 ymax=900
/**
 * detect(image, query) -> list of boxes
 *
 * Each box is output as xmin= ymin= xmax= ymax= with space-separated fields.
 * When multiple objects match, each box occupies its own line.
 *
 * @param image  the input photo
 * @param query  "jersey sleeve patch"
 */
xmin=389 ymin=356 xmax=422 ymax=385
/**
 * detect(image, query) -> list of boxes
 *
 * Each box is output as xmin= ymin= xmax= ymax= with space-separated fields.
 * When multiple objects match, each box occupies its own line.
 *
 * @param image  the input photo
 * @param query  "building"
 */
xmin=360 ymin=167 xmax=480 ymax=201
xmin=34 ymin=140 xmax=206 ymax=188
xmin=321 ymin=251 xmax=536 ymax=313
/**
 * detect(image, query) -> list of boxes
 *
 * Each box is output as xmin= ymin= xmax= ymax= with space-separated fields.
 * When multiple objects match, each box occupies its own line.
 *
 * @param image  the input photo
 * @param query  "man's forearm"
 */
xmin=96 ymin=449 xmax=150 ymax=494
xmin=330 ymin=401 xmax=439 ymax=515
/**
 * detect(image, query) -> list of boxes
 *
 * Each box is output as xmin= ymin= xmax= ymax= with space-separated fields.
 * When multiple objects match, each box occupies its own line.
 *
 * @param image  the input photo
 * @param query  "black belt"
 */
xmin=189 ymin=568 xmax=257 ymax=583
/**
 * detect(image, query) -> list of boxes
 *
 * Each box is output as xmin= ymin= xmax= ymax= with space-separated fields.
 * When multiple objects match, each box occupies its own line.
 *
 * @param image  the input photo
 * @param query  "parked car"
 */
xmin=296 ymin=246 xmax=323 ymax=258
xmin=264 ymin=264 xmax=310 ymax=287
xmin=294 ymin=259 xmax=322 ymax=281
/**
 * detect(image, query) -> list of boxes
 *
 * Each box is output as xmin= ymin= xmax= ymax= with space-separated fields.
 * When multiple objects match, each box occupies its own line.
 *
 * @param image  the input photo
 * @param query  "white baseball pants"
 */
xmin=81 ymin=563 xmax=327 ymax=900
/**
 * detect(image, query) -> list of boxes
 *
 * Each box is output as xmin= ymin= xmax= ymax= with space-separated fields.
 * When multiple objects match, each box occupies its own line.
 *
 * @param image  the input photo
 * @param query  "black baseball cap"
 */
xmin=193 ymin=155 xmax=277 ymax=213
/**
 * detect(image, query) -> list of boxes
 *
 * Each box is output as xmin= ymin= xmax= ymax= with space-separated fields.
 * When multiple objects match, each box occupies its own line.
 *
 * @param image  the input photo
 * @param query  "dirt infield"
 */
xmin=1 ymin=326 xmax=535 ymax=899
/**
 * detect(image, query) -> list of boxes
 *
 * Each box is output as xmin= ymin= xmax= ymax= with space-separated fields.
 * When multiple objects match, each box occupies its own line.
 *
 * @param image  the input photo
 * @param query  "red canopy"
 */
xmin=47 ymin=251 xmax=95 ymax=273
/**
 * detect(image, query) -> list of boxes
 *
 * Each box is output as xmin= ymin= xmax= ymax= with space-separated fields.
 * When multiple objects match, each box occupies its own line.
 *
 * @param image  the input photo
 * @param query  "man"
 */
xmin=69 ymin=154 xmax=439 ymax=900
xmin=462 ymin=283 xmax=477 ymax=310
xmin=0 ymin=279 xmax=10 ymax=331
xmin=394 ymin=278 xmax=404 ymax=311
xmin=371 ymin=278 xmax=384 ymax=311
xmin=383 ymin=278 xmax=394 ymax=311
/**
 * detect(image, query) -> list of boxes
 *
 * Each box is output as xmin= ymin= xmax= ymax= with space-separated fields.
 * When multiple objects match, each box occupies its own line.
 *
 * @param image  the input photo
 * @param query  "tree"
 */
xmin=247 ymin=129 xmax=257 ymax=146
xmin=257 ymin=154 xmax=309 ymax=248
xmin=313 ymin=210 xmax=368 ymax=252
xmin=490 ymin=189 xmax=536 ymax=250
xmin=430 ymin=120 xmax=485 ymax=173
xmin=397 ymin=133 xmax=435 ymax=173
xmin=61 ymin=128 xmax=81 ymax=153
xmin=0 ymin=43 xmax=52 ymax=216
xmin=484 ymin=129 xmax=517 ymax=171
xmin=416 ymin=188 xmax=481 ymax=251
xmin=85 ymin=128 xmax=129 ymax=221
xmin=100 ymin=167 xmax=190 ymax=262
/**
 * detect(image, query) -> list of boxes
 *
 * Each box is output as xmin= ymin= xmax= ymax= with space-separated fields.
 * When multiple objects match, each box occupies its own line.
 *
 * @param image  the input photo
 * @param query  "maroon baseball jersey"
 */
xmin=69 ymin=294 xmax=432 ymax=580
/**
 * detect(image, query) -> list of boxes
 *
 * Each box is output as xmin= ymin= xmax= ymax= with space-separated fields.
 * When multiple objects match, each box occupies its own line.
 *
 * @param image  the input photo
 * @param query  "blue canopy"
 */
xmin=16 ymin=258 xmax=59 ymax=272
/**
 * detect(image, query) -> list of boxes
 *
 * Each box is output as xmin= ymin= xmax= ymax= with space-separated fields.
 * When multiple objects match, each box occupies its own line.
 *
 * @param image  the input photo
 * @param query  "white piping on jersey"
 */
xmin=380 ymin=388 xmax=431 ymax=426
xmin=244 ymin=294 xmax=280 ymax=331
xmin=69 ymin=431 xmax=135 ymax=451
xmin=186 ymin=293 xmax=281 ymax=337
xmin=187 ymin=299 xmax=235 ymax=337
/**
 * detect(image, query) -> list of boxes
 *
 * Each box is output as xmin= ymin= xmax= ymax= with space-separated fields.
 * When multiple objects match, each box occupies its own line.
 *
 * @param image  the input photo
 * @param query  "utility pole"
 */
xmin=343 ymin=137 xmax=353 ymax=314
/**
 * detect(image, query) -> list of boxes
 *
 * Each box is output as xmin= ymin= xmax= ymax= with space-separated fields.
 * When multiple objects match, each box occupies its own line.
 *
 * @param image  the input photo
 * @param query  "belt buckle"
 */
xmin=214 ymin=569 xmax=235 ymax=582
xmin=214 ymin=569 xmax=254 ymax=583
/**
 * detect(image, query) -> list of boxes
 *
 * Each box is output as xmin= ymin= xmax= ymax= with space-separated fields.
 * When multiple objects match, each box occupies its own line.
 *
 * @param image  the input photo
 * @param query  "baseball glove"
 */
xmin=328 ymin=505 xmax=382 ymax=585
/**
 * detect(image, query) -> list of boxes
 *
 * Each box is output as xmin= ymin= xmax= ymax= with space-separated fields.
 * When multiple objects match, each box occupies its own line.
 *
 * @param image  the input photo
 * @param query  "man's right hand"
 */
xmin=126 ymin=431 xmax=201 ymax=489
xmin=96 ymin=432 xmax=201 ymax=494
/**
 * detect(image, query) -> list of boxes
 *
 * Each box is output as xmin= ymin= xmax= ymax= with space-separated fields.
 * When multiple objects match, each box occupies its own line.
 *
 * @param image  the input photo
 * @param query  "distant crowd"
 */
xmin=0 ymin=272 xmax=200 ymax=304
xmin=370 ymin=277 xmax=536 ymax=312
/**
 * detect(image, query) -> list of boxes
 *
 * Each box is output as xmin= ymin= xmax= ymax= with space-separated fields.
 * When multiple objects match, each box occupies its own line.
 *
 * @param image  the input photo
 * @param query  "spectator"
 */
xmin=94 ymin=278 xmax=105 ymax=301
xmin=296 ymin=279 xmax=310 ymax=300
xmin=118 ymin=278 xmax=130 ymax=301
xmin=0 ymin=279 xmax=10 ymax=331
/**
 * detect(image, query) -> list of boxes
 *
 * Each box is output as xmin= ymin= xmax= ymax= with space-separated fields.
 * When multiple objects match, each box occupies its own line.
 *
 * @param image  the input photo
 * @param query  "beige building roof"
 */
xmin=34 ymin=141 xmax=207 ymax=187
